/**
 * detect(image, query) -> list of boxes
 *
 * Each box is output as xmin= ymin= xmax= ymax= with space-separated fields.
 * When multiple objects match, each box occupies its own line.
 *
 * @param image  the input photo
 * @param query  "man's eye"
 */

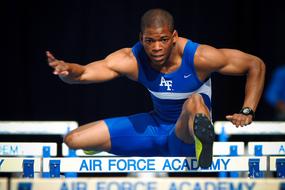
xmin=161 ymin=39 xmax=169 ymax=42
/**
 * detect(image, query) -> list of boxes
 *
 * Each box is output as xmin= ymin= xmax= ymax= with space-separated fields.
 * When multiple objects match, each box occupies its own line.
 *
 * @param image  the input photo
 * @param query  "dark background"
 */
xmin=1 ymin=0 xmax=284 ymax=125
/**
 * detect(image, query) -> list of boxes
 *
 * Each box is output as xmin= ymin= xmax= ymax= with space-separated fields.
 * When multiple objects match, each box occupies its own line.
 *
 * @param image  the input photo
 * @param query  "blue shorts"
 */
xmin=104 ymin=112 xmax=196 ymax=157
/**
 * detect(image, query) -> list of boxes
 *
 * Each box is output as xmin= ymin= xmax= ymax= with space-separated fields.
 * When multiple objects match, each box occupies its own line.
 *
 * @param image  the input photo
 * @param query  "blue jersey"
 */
xmin=132 ymin=40 xmax=212 ymax=122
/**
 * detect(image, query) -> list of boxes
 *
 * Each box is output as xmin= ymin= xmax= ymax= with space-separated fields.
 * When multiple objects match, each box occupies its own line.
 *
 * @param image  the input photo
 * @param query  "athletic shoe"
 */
xmin=83 ymin=150 xmax=99 ymax=155
xmin=193 ymin=113 xmax=215 ymax=169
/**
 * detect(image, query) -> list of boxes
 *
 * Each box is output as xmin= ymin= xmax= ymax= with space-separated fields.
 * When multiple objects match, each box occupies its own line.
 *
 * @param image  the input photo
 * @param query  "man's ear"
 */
xmin=173 ymin=30 xmax=178 ymax=43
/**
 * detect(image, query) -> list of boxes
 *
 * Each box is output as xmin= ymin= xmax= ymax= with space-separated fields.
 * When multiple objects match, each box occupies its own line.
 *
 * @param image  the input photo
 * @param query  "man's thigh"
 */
xmin=174 ymin=93 xmax=212 ymax=144
xmin=104 ymin=112 xmax=171 ymax=156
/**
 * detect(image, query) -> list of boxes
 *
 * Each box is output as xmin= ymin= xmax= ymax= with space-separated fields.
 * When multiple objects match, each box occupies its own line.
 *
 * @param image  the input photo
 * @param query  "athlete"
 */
xmin=47 ymin=9 xmax=265 ymax=168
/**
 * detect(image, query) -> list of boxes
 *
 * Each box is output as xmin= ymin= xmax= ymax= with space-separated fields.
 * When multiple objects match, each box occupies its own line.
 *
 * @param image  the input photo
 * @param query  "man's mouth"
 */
xmin=151 ymin=54 xmax=164 ymax=60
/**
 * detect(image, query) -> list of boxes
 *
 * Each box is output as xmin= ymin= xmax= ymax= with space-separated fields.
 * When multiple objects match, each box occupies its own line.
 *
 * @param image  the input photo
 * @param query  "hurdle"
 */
xmin=247 ymin=141 xmax=285 ymax=178
xmin=248 ymin=142 xmax=285 ymax=156
xmin=214 ymin=121 xmax=285 ymax=142
xmin=0 ymin=121 xmax=78 ymax=136
xmin=62 ymin=142 xmax=245 ymax=178
xmin=10 ymin=177 xmax=285 ymax=190
xmin=0 ymin=178 xmax=8 ymax=190
xmin=62 ymin=141 xmax=245 ymax=157
xmin=0 ymin=142 xmax=57 ymax=157
xmin=41 ymin=156 xmax=267 ymax=178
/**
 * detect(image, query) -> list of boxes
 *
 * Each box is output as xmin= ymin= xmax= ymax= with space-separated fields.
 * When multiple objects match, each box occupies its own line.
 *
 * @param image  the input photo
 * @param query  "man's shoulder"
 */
xmin=105 ymin=47 xmax=138 ymax=80
xmin=113 ymin=48 xmax=135 ymax=58
xmin=177 ymin=37 xmax=200 ymax=55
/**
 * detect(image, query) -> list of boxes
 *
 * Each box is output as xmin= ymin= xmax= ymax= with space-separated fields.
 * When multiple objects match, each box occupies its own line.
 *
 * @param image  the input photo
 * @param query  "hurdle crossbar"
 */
xmin=214 ymin=121 xmax=285 ymax=135
xmin=42 ymin=156 xmax=267 ymax=173
xmin=0 ymin=142 xmax=57 ymax=156
xmin=248 ymin=142 xmax=285 ymax=156
xmin=62 ymin=142 xmax=245 ymax=157
xmin=0 ymin=121 xmax=78 ymax=135
xmin=213 ymin=142 xmax=244 ymax=155
xmin=10 ymin=178 xmax=285 ymax=190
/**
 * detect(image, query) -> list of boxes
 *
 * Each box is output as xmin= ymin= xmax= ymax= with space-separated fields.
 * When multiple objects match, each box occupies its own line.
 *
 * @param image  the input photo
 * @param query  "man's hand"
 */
xmin=46 ymin=51 xmax=70 ymax=77
xmin=226 ymin=114 xmax=253 ymax=127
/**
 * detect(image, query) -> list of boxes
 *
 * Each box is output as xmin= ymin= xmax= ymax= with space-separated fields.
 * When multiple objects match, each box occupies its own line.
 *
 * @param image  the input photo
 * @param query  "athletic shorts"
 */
xmin=104 ymin=93 xmax=211 ymax=157
xmin=104 ymin=111 xmax=196 ymax=157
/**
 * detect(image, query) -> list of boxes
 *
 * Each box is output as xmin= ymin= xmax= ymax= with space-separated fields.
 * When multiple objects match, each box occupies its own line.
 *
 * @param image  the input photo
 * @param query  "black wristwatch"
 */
xmin=239 ymin=107 xmax=255 ymax=119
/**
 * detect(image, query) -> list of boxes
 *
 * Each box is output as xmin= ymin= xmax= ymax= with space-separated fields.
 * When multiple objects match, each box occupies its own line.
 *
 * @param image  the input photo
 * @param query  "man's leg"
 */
xmin=175 ymin=93 xmax=215 ymax=168
xmin=64 ymin=120 xmax=111 ymax=152
xmin=64 ymin=113 xmax=170 ymax=156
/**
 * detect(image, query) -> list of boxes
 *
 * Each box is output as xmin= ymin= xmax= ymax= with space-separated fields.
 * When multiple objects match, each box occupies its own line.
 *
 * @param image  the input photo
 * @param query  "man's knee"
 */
xmin=183 ymin=93 xmax=206 ymax=113
xmin=64 ymin=131 xmax=81 ymax=149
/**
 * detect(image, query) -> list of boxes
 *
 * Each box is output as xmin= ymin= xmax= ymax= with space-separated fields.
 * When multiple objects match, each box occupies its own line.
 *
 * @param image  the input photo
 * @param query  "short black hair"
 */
xmin=140 ymin=9 xmax=174 ymax=33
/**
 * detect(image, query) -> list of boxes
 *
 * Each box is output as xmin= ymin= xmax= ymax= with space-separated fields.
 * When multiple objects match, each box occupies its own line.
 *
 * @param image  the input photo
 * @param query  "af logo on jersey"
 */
xmin=159 ymin=76 xmax=173 ymax=91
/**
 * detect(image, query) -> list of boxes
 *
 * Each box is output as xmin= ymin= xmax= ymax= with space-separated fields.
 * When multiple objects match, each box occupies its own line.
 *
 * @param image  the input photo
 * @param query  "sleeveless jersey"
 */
xmin=131 ymin=40 xmax=211 ymax=122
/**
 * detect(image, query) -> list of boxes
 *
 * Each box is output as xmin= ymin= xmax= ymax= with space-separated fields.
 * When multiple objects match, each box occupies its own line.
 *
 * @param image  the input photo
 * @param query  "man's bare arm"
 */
xmin=47 ymin=48 xmax=137 ymax=84
xmin=194 ymin=45 xmax=266 ymax=126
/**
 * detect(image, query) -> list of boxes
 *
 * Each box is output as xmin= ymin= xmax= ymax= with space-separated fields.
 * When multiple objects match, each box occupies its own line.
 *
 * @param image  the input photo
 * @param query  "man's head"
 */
xmin=140 ymin=8 xmax=174 ymax=33
xmin=140 ymin=9 xmax=178 ymax=66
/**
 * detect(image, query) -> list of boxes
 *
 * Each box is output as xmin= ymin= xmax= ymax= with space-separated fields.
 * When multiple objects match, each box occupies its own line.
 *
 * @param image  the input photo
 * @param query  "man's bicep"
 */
xmin=217 ymin=49 xmax=255 ymax=75
xmin=81 ymin=48 xmax=135 ymax=83
xmin=79 ymin=54 xmax=122 ymax=83
xmin=82 ymin=59 xmax=120 ymax=82
xmin=194 ymin=45 xmax=228 ymax=78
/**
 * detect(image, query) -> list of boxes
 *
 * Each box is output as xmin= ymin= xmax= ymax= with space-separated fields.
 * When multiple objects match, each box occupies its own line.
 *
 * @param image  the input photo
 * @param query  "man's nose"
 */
xmin=152 ymin=41 xmax=162 ymax=51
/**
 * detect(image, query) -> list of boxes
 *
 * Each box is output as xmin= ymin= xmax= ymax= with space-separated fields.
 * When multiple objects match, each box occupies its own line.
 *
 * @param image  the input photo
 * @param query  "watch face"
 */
xmin=243 ymin=108 xmax=250 ymax=114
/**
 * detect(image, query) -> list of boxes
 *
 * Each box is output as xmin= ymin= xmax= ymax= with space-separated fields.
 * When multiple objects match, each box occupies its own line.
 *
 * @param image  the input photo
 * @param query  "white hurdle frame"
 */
xmin=214 ymin=121 xmax=285 ymax=136
xmin=0 ymin=121 xmax=78 ymax=136
xmin=42 ymin=156 xmax=267 ymax=173
xmin=0 ymin=142 xmax=57 ymax=157
xmin=0 ymin=156 xmax=266 ymax=179
xmin=248 ymin=142 xmax=285 ymax=156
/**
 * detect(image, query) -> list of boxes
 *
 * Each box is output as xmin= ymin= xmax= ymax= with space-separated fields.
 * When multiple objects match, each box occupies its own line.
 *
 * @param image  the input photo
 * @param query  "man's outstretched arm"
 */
xmin=194 ymin=45 xmax=266 ymax=127
xmin=46 ymin=48 xmax=137 ymax=84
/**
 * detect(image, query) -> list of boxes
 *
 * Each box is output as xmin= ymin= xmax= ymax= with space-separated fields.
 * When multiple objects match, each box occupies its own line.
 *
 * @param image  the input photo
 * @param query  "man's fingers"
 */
xmin=226 ymin=115 xmax=233 ymax=120
xmin=46 ymin=51 xmax=57 ymax=63
xmin=46 ymin=51 xmax=69 ymax=77
xmin=226 ymin=114 xmax=252 ymax=128
xmin=48 ymin=61 xmax=59 ymax=67
xmin=52 ymin=63 xmax=69 ymax=75
xmin=53 ymin=70 xmax=69 ymax=76
xmin=48 ymin=60 xmax=66 ymax=69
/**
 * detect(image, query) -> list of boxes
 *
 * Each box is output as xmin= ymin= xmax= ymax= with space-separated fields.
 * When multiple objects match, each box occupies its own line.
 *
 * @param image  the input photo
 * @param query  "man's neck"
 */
xmin=150 ymin=46 xmax=181 ymax=74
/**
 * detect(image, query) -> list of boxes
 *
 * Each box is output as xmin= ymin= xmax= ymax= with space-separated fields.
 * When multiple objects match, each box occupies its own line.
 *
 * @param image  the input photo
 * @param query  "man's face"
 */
xmin=140 ymin=26 xmax=177 ymax=66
